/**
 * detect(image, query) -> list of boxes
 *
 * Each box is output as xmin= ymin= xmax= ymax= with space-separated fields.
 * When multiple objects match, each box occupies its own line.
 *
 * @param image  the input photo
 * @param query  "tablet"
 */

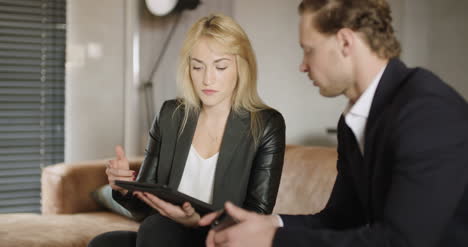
xmin=115 ymin=180 xmax=215 ymax=215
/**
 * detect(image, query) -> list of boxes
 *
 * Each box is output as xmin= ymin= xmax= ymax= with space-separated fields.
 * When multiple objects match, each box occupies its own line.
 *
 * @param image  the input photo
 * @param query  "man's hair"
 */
xmin=299 ymin=0 xmax=401 ymax=59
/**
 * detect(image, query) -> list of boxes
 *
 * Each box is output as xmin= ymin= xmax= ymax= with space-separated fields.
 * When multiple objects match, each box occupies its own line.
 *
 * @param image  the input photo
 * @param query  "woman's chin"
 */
xmin=200 ymin=100 xmax=219 ymax=108
xmin=198 ymin=96 xmax=214 ymax=104
xmin=199 ymin=97 xmax=228 ymax=109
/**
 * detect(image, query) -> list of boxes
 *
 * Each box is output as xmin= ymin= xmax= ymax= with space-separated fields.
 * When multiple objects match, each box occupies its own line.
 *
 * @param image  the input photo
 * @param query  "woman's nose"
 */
xmin=299 ymin=62 xmax=309 ymax=73
xmin=203 ymin=68 xmax=216 ymax=85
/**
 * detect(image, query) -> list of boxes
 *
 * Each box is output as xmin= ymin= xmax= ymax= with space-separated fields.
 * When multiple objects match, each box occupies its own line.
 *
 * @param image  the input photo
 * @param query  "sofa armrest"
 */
xmin=41 ymin=157 xmax=144 ymax=215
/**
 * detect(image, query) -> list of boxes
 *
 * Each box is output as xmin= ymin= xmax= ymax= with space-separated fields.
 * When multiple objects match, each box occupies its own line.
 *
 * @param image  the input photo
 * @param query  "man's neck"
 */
xmin=348 ymin=55 xmax=389 ymax=104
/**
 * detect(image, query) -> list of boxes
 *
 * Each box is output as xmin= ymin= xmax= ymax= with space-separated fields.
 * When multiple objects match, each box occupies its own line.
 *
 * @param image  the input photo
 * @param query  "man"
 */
xmin=199 ymin=0 xmax=468 ymax=246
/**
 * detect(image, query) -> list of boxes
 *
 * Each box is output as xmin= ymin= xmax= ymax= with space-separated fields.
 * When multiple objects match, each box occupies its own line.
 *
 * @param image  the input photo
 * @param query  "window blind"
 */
xmin=0 ymin=0 xmax=65 ymax=213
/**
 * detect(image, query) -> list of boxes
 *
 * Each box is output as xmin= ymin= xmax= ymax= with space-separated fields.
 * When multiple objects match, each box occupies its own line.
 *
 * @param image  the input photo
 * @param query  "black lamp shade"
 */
xmin=175 ymin=0 xmax=200 ymax=11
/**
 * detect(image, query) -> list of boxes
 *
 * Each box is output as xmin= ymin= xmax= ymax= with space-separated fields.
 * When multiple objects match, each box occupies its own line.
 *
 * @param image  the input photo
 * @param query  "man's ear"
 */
xmin=336 ymin=28 xmax=354 ymax=57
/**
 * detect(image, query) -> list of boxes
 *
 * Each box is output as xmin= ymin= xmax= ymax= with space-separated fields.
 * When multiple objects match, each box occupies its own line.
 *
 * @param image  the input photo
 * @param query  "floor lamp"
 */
xmin=142 ymin=0 xmax=200 ymax=127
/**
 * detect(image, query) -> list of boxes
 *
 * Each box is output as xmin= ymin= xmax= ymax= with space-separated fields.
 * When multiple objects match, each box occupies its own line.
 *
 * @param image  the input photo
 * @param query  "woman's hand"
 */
xmin=106 ymin=145 xmax=136 ymax=195
xmin=134 ymin=191 xmax=200 ymax=227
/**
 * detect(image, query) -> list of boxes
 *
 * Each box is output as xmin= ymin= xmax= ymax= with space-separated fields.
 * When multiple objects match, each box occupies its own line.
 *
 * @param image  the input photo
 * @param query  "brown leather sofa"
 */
xmin=0 ymin=145 xmax=337 ymax=247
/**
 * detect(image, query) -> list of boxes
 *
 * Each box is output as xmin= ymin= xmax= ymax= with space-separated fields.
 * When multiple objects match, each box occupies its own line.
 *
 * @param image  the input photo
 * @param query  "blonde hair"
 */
xmin=176 ymin=13 xmax=269 ymax=143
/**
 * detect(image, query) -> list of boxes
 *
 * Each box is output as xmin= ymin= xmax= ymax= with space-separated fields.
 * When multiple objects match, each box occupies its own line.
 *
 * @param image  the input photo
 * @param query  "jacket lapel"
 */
xmin=364 ymin=59 xmax=411 ymax=159
xmin=211 ymin=110 xmax=250 ymax=208
xmin=340 ymin=59 xmax=410 ymax=212
xmin=363 ymin=59 xmax=414 ymax=208
xmin=167 ymin=111 xmax=198 ymax=189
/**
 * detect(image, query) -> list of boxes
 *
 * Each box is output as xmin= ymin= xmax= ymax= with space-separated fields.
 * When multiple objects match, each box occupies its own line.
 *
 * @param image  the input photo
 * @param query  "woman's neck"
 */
xmin=200 ymin=101 xmax=231 ymax=122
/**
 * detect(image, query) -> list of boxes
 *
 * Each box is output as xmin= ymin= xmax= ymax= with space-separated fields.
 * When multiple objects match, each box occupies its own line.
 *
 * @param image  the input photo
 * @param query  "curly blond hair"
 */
xmin=299 ymin=0 xmax=401 ymax=59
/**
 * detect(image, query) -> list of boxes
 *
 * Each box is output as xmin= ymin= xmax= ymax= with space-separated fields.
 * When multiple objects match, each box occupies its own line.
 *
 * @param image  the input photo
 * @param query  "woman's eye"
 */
xmin=216 ymin=67 xmax=227 ymax=71
xmin=192 ymin=66 xmax=202 ymax=71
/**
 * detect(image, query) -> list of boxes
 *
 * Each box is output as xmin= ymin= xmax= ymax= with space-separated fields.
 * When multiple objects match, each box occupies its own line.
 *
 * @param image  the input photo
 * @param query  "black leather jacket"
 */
xmin=114 ymin=99 xmax=286 ymax=219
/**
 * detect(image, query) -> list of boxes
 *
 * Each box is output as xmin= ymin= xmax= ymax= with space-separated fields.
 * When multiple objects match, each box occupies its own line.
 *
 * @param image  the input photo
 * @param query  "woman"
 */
xmin=88 ymin=13 xmax=285 ymax=247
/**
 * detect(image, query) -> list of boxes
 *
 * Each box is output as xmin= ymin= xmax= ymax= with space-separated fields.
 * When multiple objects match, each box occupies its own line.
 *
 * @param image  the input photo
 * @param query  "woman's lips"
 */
xmin=202 ymin=89 xmax=218 ymax=95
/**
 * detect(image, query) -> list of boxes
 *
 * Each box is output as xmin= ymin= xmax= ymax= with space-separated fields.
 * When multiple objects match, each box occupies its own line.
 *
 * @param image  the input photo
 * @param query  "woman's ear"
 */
xmin=336 ymin=28 xmax=354 ymax=57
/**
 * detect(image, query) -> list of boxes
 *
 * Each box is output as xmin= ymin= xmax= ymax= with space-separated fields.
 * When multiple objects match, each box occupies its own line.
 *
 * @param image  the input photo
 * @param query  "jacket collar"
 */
xmin=365 ymin=58 xmax=410 ymax=137
xmin=364 ymin=59 xmax=412 ymax=155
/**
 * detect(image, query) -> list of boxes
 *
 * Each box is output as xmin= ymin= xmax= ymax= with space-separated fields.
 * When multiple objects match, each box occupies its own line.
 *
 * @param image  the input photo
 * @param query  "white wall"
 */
xmin=419 ymin=0 xmax=468 ymax=97
xmin=390 ymin=0 xmax=468 ymax=98
xmin=66 ymin=0 xmax=126 ymax=162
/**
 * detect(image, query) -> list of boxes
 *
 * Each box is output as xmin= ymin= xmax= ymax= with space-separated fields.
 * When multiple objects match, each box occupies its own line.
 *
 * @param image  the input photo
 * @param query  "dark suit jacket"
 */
xmin=114 ymin=99 xmax=286 ymax=219
xmin=274 ymin=59 xmax=468 ymax=247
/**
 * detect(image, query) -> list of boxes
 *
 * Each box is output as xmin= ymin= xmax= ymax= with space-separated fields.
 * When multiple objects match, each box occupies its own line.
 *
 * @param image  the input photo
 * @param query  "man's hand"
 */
xmin=199 ymin=202 xmax=280 ymax=247
xmin=134 ymin=191 xmax=200 ymax=227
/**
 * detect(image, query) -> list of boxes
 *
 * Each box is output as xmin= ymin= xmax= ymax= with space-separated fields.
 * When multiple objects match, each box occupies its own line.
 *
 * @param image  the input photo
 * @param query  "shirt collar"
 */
xmin=344 ymin=65 xmax=387 ymax=119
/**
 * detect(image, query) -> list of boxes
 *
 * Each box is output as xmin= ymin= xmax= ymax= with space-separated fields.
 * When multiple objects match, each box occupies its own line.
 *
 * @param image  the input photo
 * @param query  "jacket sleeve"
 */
xmin=274 ymin=97 xmax=468 ymax=247
xmin=243 ymin=111 xmax=286 ymax=214
xmin=112 ymin=101 xmax=170 ymax=220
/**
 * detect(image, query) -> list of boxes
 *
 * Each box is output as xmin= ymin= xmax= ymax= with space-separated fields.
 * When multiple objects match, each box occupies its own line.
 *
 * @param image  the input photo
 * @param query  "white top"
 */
xmin=343 ymin=65 xmax=386 ymax=154
xmin=177 ymin=145 xmax=219 ymax=204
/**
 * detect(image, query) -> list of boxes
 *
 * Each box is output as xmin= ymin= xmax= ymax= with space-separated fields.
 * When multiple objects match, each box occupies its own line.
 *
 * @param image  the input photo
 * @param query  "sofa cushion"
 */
xmin=273 ymin=145 xmax=337 ymax=215
xmin=1 ymin=212 xmax=139 ymax=247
